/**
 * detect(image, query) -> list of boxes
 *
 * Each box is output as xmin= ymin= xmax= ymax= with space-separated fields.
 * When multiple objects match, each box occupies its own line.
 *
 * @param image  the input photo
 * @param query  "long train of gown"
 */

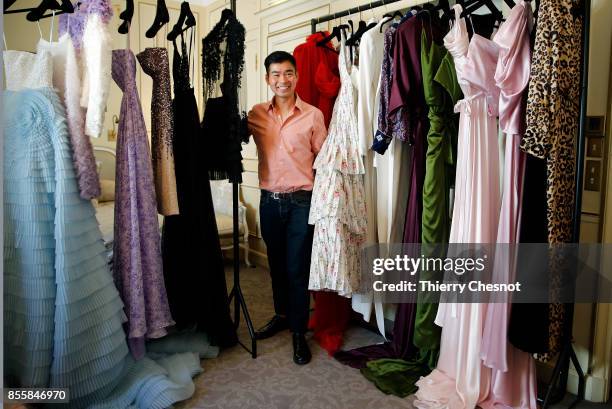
xmin=480 ymin=2 xmax=537 ymax=408
xmin=3 ymin=49 xmax=212 ymax=409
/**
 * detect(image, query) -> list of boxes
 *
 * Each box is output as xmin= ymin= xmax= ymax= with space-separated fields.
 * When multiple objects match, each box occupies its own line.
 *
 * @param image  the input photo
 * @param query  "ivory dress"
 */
xmin=37 ymin=33 xmax=101 ymax=199
xmin=309 ymin=33 xmax=367 ymax=297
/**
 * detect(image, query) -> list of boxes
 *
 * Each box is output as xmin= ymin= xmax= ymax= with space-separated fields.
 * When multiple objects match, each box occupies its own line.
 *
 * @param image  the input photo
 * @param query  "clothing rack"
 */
xmin=310 ymin=0 xmax=404 ymax=33
xmin=540 ymin=0 xmax=591 ymax=407
xmin=225 ymin=0 xmax=257 ymax=359
xmin=311 ymin=0 xmax=590 ymax=406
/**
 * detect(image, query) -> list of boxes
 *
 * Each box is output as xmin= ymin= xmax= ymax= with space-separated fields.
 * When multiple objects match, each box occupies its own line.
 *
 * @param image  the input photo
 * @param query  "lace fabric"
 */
xmin=200 ymin=13 xmax=247 ymax=183
xmin=3 ymin=50 xmax=54 ymax=91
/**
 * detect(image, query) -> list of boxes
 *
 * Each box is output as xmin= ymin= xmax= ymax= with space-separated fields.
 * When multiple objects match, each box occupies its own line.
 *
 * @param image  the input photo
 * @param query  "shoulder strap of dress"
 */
xmin=453 ymin=3 xmax=463 ymax=18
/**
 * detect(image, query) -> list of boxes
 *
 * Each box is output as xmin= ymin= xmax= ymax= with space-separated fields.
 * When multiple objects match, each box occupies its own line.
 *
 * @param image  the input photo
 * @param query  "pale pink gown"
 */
xmin=479 ymin=2 xmax=538 ymax=408
xmin=414 ymin=5 xmax=501 ymax=409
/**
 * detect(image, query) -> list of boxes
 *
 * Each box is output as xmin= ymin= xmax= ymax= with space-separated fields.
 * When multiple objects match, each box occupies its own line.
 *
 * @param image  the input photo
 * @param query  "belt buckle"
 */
xmin=271 ymin=192 xmax=280 ymax=200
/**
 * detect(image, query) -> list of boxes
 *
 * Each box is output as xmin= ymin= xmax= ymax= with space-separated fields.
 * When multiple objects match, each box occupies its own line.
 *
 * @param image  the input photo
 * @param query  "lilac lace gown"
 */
xmin=112 ymin=49 xmax=175 ymax=359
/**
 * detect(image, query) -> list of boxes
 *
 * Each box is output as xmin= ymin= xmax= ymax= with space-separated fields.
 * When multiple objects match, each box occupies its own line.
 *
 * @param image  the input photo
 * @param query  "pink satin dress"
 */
xmin=480 ymin=2 xmax=538 ymax=408
xmin=415 ymin=4 xmax=501 ymax=408
xmin=415 ymin=3 xmax=539 ymax=408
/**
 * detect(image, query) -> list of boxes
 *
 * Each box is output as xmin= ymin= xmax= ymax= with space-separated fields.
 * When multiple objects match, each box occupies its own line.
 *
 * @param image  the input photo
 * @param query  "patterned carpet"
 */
xmin=175 ymin=263 xmax=416 ymax=409
xmin=6 ymin=263 xmax=610 ymax=408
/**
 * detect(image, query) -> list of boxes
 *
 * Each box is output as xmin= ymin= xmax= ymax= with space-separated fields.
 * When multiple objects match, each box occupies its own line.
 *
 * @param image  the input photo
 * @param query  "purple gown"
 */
xmin=112 ymin=49 xmax=175 ymax=359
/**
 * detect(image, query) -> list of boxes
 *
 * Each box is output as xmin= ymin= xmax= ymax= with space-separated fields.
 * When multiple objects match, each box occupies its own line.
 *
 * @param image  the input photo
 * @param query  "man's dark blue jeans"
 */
xmin=259 ymin=189 xmax=313 ymax=334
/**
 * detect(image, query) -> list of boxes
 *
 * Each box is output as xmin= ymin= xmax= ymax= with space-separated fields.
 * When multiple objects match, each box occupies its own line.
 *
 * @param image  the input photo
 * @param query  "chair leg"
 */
xmin=243 ymin=241 xmax=252 ymax=267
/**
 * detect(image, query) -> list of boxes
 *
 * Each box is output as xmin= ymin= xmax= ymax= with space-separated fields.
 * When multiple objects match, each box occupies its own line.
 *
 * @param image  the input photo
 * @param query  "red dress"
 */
xmin=294 ymin=32 xmax=340 ymax=127
xmin=293 ymin=33 xmax=351 ymax=355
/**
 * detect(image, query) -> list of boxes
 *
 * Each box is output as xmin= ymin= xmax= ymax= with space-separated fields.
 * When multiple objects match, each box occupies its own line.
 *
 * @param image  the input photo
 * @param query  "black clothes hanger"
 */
xmin=449 ymin=0 xmax=498 ymax=39
xmin=3 ymin=0 xmax=18 ymax=12
xmin=432 ymin=0 xmax=453 ymax=23
xmin=460 ymin=0 xmax=504 ymax=22
xmin=145 ymin=0 xmax=169 ymax=38
xmin=316 ymin=24 xmax=348 ymax=47
xmin=470 ymin=13 xmax=497 ymax=38
xmin=35 ymin=0 xmax=74 ymax=19
xmin=118 ymin=0 xmax=134 ymax=34
xmin=167 ymin=1 xmax=196 ymax=41
xmin=383 ymin=10 xmax=402 ymax=18
xmin=219 ymin=7 xmax=233 ymax=23
xmin=419 ymin=3 xmax=447 ymax=35
xmin=7 ymin=0 xmax=74 ymax=20
xmin=346 ymin=19 xmax=355 ymax=37
xmin=205 ymin=8 xmax=234 ymax=45
xmin=380 ymin=10 xmax=403 ymax=32
xmin=346 ymin=19 xmax=376 ymax=46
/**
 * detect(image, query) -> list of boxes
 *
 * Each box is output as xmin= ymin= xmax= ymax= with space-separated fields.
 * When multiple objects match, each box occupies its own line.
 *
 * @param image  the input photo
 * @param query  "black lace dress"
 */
xmin=161 ymin=32 xmax=237 ymax=347
xmin=200 ymin=10 xmax=247 ymax=183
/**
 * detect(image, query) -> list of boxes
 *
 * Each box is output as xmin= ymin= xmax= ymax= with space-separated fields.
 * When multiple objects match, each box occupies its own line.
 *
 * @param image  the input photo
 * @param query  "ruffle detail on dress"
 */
xmin=88 ymin=351 xmax=205 ymax=409
xmin=414 ymin=369 xmax=463 ymax=409
xmin=309 ymin=168 xmax=367 ymax=234
xmin=308 ymin=39 xmax=367 ymax=298
xmin=313 ymin=120 xmax=365 ymax=175
xmin=147 ymin=331 xmax=220 ymax=359
xmin=3 ymin=88 xmax=128 ymax=407
xmin=309 ymin=218 xmax=365 ymax=297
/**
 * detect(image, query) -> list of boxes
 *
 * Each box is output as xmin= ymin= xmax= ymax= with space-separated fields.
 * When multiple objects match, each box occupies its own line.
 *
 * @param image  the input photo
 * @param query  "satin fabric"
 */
xmin=416 ymin=29 xmax=462 ymax=363
xmin=479 ymin=3 xmax=537 ymax=408
xmin=414 ymin=5 xmax=501 ymax=408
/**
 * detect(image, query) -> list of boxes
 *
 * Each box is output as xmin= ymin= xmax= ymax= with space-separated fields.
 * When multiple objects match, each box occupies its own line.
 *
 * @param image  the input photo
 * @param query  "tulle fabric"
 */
xmin=3 ymin=86 xmax=214 ymax=409
xmin=4 ymin=88 xmax=129 ymax=406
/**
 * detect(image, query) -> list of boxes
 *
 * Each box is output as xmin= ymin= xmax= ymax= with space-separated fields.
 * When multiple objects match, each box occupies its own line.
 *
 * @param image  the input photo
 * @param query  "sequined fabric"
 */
xmin=137 ymin=47 xmax=179 ymax=216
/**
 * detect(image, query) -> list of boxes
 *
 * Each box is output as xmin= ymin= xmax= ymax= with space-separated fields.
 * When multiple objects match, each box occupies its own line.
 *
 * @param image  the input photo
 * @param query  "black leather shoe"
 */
xmin=255 ymin=315 xmax=288 ymax=340
xmin=292 ymin=333 xmax=311 ymax=365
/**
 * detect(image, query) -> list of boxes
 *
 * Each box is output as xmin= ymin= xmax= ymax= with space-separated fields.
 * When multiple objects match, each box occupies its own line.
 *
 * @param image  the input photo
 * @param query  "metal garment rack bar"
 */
xmin=312 ymin=0 xmax=589 ymax=405
xmin=540 ymin=0 xmax=590 ymax=407
xmin=226 ymin=0 xmax=257 ymax=359
xmin=310 ymin=0 xmax=404 ymax=33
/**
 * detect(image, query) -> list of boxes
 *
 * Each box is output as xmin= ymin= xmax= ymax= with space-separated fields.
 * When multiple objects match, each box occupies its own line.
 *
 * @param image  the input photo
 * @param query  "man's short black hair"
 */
xmin=264 ymin=51 xmax=297 ymax=74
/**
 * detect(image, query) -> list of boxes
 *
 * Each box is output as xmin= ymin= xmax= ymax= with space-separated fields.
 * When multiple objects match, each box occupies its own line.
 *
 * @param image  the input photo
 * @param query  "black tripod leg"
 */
xmin=541 ymin=343 xmax=570 ymax=409
xmin=568 ymin=346 xmax=585 ymax=409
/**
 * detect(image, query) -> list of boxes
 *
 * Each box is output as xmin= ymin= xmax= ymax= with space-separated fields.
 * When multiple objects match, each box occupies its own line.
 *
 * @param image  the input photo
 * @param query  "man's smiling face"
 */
xmin=266 ymin=61 xmax=298 ymax=98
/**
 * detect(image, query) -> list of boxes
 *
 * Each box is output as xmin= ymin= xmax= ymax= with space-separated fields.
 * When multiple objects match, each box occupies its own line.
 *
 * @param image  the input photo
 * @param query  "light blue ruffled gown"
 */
xmin=3 ymin=49 xmax=217 ymax=409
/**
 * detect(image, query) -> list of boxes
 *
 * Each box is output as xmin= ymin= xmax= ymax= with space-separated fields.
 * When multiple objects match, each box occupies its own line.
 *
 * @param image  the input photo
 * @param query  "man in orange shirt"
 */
xmin=248 ymin=51 xmax=327 ymax=365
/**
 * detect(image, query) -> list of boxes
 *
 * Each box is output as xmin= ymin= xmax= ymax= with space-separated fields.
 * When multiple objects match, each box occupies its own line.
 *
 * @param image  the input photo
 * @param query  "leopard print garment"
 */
xmin=520 ymin=0 xmax=584 ymax=362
